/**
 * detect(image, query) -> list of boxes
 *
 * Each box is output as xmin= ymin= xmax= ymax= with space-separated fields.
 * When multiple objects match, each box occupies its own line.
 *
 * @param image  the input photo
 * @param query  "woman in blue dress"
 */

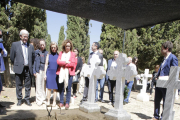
xmin=44 ymin=42 xmax=59 ymax=106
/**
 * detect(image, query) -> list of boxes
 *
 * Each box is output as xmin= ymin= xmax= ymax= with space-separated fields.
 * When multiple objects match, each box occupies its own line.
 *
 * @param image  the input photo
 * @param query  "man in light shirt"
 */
xmin=105 ymin=50 xmax=119 ymax=106
xmin=95 ymin=49 xmax=107 ymax=102
xmin=81 ymin=42 xmax=103 ymax=102
xmin=124 ymin=57 xmax=138 ymax=104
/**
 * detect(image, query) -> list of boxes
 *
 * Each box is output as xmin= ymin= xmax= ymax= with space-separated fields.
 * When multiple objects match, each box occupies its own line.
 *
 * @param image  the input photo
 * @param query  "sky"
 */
xmin=46 ymin=10 xmax=103 ymax=50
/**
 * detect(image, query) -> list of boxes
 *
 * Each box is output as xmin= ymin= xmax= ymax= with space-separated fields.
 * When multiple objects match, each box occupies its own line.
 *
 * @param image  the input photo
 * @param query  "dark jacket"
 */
xmin=10 ymin=41 xmax=34 ymax=75
xmin=33 ymin=49 xmax=48 ymax=74
xmin=75 ymin=56 xmax=83 ymax=78
xmin=157 ymin=53 xmax=178 ymax=77
xmin=105 ymin=59 xmax=115 ymax=81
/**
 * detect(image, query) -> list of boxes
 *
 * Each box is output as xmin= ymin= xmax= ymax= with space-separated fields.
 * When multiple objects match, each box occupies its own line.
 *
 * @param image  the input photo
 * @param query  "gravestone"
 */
xmin=175 ymin=89 xmax=179 ymax=100
xmin=156 ymin=66 xmax=180 ymax=120
xmin=136 ymin=69 xmax=152 ymax=102
xmin=105 ymin=53 xmax=137 ymax=120
xmin=79 ymin=54 xmax=106 ymax=113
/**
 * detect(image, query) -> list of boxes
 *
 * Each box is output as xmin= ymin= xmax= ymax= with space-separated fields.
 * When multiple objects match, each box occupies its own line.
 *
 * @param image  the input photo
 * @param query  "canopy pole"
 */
xmin=122 ymin=30 xmax=126 ymax=53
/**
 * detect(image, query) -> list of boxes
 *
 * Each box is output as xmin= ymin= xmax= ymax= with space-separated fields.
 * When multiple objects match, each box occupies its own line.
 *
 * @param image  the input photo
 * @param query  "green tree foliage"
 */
xmin=58 ymin=26 xmax=65 ymax=51
xmin=137 ymin=21 xmax=180 ymax=72
xmin=0 ymin=0 xmax=48 ymax=87
xmin=100 ymin=24 xmax=124 ymax=60
xmin=123 ymin=29 xmax=138 ymax=57
xmin=100 ymin=21 xmax=180 ymax=73
xmin=45 ymin=34 xmax=51 ymax=52
xmin=66 ymin=15 xmax=90 ymax=61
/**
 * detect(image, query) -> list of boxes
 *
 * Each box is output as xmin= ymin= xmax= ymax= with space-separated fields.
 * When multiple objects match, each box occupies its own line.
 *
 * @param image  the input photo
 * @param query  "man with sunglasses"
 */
xmin=0 ymin=29 xmax=7 ymax=107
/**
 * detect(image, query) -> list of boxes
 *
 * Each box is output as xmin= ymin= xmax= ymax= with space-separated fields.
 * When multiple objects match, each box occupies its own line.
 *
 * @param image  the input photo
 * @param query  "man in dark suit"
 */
xmin=152 ymin=41 xmax=178 ymax=120
xmin=10 ymin=29 xmax=34 ymax=106
xmin=105 ymin=50 xmax=119 ymax=106
xmin=81 ymin=42 xmax=103 ymax=102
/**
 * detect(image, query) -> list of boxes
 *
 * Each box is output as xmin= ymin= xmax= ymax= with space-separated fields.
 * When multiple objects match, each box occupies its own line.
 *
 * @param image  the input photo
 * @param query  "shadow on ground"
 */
xmin=131 ymin=112 xmax=152 ymax=119
xmin=0 ymin=109 xmax=106 ymax=120
xmin=0 ymin=110 xmax=37 ymax=120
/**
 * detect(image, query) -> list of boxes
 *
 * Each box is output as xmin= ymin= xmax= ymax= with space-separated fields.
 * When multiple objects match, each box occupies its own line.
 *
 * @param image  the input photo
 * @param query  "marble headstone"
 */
xmin=79 ymin=54 xmax=106 ymax=113
xmin=136 ymin=69 xmax=152 ymax=102
xmin=105 ymin=53 xmax=137 ymax=120
xmin=156 ymin=66 xmax=180 ymax=120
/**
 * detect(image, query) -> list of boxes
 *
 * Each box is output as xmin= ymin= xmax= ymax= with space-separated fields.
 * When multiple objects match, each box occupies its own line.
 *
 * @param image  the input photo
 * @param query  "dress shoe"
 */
xmin=65 ymin=103 xmax=69 ymax=110
xmin=80 ymin=98 xmax=87 ymax=102
xmin=0 ymin=103 xmax=5 ymax=108
xmin=17 ymin=100 xmax=22 ymax=106
xmin=25 ymin=101 xmax=32 ymax=106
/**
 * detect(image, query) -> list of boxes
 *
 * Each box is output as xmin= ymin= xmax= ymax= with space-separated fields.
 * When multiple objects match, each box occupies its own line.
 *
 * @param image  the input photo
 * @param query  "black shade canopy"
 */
xmin=14 ymin=0 xmax=180 ymax=29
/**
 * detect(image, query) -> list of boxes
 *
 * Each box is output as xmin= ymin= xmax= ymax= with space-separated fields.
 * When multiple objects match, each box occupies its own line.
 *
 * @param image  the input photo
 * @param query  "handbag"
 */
xmin=72 ymin=75 xmax=79 ymax=84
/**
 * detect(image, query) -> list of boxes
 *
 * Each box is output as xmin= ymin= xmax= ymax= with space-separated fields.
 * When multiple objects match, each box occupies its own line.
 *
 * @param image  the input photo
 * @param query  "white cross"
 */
xmin=107 ymin=53 xmax=137 ymax=110
xmin=136 ymin=69 xmax=152 ymax=102
xmin=83 ymin=54 xmax=106 ymax=103
xmin=140 ymin=69 xmax=152 ymax=93
xmin=156 ymin=66 xmax=180 ymax=120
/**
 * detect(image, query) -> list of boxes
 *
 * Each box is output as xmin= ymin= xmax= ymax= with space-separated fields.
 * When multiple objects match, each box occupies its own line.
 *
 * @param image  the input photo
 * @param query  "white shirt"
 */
xmin=59 ymin=51 xmax=71 ymax=89
xmin=162 ymin=52 xmax=171 ymax=67
xmin=92 ymin=50 xmax=98 ymax=57
xmin=111 ymin=59 xmax=117 ymax=68
xmin=21 ymin=41 xmax=28 ymax=66
xmin=129 ymin=63 xmax=137 ymax=71
xmin=103 ymin=58 xmax=107 ymax=70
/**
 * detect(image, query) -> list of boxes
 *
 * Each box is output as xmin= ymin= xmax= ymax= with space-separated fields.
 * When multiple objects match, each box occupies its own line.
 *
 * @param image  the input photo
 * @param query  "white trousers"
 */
xmin=77 ymin=76 xmax=85 ymax=93
xmin=36 ymin=70 xmax=46 ymax=104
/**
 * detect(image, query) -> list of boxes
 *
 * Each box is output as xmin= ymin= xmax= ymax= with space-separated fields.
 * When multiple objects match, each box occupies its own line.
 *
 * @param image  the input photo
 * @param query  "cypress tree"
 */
xmin=100 ymin=23 xmax=124 ymax=60
xmin=58 ymin=26 xmax=65 ymax=51
xmin=66 ymin=15 xmax=90 ymax=60
xmin=46 ymin=34 xmax=51 ymax=52
xmin=0 ymin=1 xmax=48 ymax=87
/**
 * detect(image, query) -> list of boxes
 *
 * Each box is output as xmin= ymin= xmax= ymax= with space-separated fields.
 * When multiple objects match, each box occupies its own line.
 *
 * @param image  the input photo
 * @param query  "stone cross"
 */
xmin=156 ymin=66 xmax=180 ymax=120
xmin=79 ymin=54 xmax=106 ymax=113
xmin=136 ymin=69 xmax=152 ymax=102
xmin=105 ymin=53 xmax=137 ymax=120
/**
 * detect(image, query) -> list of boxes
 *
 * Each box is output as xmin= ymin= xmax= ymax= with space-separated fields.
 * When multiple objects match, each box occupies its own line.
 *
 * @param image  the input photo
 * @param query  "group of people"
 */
xmin=0 ymin=29 xmax=139 ymax=109
xmin=0 ymin=29 xmax=138 ymax=110
xmin=80 ymin=42 xmax=138 ymax=107
xmin=8 ymin=29 xmax=82 ymax=110
xmin=0 ymin=29 xmax=178 ymax=119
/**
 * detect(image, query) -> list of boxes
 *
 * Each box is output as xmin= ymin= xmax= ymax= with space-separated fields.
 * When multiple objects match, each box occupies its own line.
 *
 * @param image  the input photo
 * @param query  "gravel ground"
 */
xmin=0 ymin=85 xmax=180 ymax=120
